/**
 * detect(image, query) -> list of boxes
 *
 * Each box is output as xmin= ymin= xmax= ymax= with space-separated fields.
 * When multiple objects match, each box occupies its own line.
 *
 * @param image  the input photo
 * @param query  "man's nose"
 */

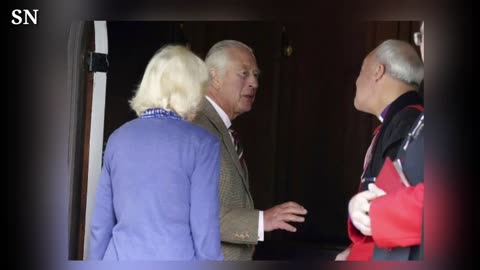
xmin=248 ymin=75 xmax=258 ymax=89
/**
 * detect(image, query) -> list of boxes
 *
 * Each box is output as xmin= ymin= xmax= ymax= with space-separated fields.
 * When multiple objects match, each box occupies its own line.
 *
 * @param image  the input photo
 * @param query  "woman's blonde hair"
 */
xmin=129 ymin=45 xmax=208 ymax=121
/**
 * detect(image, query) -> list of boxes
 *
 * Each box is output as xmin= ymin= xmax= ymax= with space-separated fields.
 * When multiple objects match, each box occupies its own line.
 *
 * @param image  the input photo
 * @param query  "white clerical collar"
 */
xmin=206 ymin=96 xmax=232 ymax=129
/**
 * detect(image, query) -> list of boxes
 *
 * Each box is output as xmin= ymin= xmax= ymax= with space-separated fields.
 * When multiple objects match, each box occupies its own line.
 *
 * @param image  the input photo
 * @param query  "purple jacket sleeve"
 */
xmin=189 ymin=137 xmax=224 ymax=260
xmin=88 ymin=146 xmax=116 ymax=260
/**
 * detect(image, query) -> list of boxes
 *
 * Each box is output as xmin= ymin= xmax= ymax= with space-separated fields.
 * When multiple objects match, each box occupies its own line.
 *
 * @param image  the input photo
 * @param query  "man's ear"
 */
xmin=374 ymin=64 xmax=385 ymax=81
xmin=210 ymin=69 xmax=221 ymax=89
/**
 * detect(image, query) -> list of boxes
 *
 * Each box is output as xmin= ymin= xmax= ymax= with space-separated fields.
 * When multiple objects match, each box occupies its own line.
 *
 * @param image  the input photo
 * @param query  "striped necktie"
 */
xmin=228 ymin=128 xmax=244 ymax=160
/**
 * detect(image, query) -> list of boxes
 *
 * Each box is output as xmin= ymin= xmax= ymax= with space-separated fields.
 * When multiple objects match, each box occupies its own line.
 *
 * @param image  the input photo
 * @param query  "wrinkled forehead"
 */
xmin=227 ymin=48 xmax=259 ymax=70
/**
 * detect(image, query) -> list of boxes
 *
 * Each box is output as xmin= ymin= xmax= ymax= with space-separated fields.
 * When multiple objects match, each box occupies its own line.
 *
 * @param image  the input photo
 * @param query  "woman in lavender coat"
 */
xmin=88 ymin=45 xmax=223 ymax=261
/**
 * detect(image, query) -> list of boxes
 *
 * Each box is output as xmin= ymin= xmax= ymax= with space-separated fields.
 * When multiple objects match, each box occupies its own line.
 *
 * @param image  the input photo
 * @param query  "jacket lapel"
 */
xmin=202 ymin=100 xmax=248 ymax=182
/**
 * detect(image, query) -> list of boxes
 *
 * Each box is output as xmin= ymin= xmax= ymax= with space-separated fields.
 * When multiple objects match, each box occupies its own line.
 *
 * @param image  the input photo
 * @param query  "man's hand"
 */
xmin=348 ymin=190 xmax=379 ymax=236
xmin=264 ymin=201 xmax=307 ymax=232
xmin=335 ymin=247 xmax=351 ymax=261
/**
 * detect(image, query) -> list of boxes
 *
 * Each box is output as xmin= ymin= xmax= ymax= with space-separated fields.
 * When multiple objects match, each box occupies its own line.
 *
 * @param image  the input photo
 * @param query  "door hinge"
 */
xmin=86 ymin=51 xmax=108 ymax=73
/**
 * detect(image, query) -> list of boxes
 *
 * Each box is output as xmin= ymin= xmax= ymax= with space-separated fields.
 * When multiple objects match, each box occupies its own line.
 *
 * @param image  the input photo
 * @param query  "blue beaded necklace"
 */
xmin=140 ymin=108 xmax=183 ymax=120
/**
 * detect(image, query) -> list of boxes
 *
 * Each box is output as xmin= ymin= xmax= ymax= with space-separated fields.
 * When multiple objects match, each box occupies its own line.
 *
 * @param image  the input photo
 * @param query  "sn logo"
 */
xmin=11 ymin=9 xmax=39 ymax=25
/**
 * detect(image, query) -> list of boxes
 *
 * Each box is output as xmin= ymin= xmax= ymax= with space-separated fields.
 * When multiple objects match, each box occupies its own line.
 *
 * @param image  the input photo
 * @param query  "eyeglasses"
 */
xmin=413 ymin=32 xmax=423 ymax=46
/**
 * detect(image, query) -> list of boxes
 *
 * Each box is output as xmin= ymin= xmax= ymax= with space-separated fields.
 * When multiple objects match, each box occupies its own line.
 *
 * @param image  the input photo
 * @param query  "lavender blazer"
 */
xmin=88 ymin=117 xmax=223 ymax=260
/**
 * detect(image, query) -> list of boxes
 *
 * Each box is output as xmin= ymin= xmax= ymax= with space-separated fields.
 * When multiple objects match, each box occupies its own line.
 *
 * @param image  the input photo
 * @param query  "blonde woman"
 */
xmin=89 ymin=45 xmax=223 ymax=260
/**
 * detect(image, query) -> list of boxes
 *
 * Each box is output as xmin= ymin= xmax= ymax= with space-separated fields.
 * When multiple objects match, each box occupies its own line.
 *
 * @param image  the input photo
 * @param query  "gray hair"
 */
xmin=374 ymin=39 xmax=424 ymax=86
xmin=205 ymin=40 xmax=254 ymax=78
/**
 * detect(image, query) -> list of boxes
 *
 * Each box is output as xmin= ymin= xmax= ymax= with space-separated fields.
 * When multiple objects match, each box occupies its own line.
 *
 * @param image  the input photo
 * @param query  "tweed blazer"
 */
xmin=194 ymin=99 xmax=259 ymax=260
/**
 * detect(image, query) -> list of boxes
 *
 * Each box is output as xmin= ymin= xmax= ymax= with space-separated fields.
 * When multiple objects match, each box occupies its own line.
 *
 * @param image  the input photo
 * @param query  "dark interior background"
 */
xmin=100 ymin=20 xmax=421 ymax=260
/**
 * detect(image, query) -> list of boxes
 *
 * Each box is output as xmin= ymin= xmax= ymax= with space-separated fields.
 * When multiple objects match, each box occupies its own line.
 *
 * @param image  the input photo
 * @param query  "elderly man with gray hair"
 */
xmin=194 ymin=40 xmax=307 ymax=260
xmin=335 ymin=39 xmax=424 ymax=261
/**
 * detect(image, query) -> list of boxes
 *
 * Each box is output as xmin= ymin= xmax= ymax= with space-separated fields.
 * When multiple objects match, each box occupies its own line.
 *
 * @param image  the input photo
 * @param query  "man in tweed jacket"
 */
xmin=194 ymin=40 xmax=308 ymax=260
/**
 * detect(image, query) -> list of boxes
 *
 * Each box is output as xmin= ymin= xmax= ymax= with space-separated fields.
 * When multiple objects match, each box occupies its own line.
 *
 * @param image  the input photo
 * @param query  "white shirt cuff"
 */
xmin=258 ymin=211 xmax=264 ymax=241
